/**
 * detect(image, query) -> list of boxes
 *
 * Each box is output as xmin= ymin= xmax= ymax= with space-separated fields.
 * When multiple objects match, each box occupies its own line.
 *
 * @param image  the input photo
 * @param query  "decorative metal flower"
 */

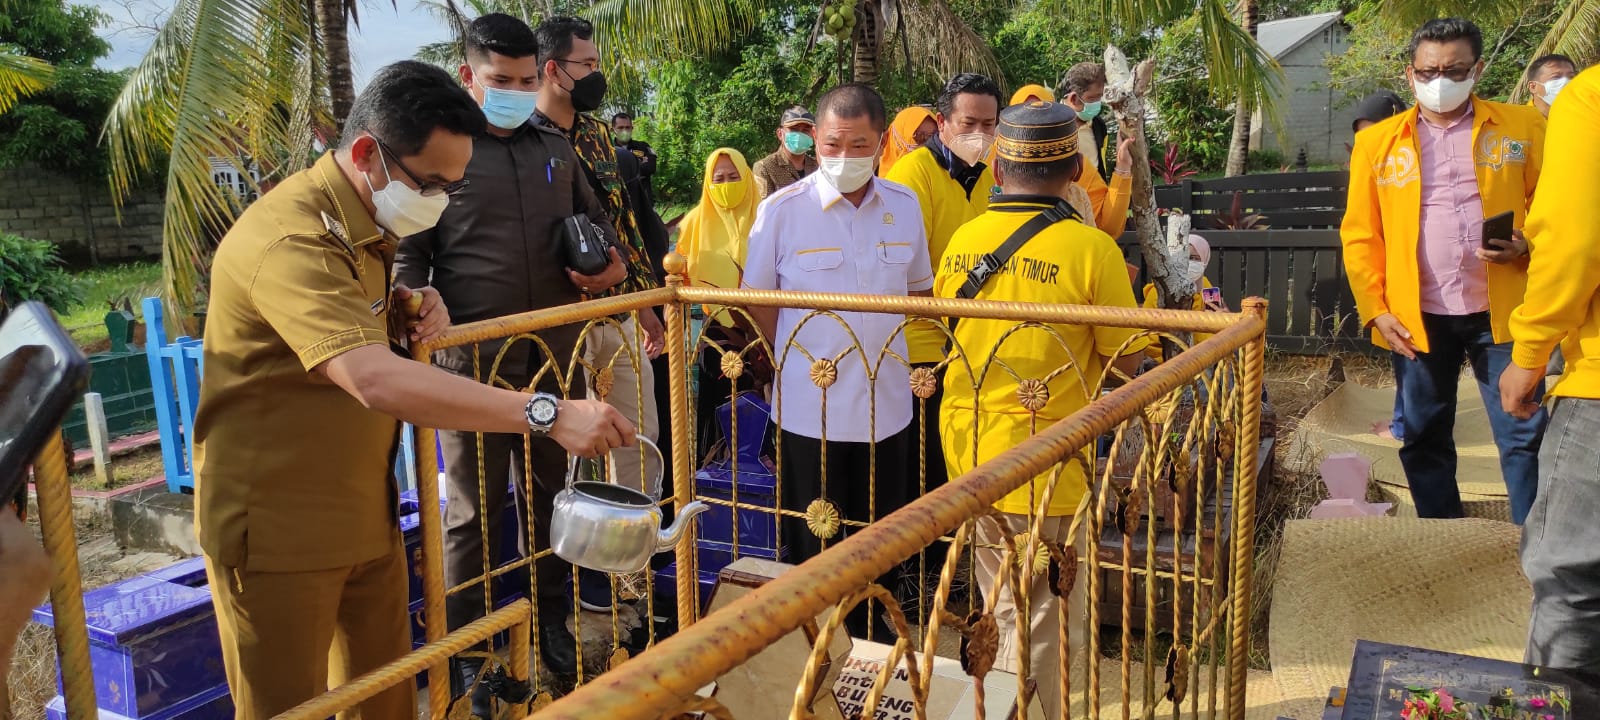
xmin=1016 ymin=379 xmax=1049 ymax=412
xmin=1120 ymin=488 xmax=1145 ymax=537
xmin=1012 ymin=532 xmax=1051 ymax=576
xmin=909 ymin=366 xmax=939 ymax=399
xmin=1164 ymin=644 xmax=1191 ymax=703
xmin=720 ymin=351 xmax=745 ymax=380
xmin=1049 ymin=544 xmax=1080 ymax=599
xmin=806 ymin=498 xmax=841 ymax=539
xmin=593 ymin=366 xmax=615 ymax=401
xmin=960 ymin=612 xmax=1000 ymax=678
xmin=809 ymin=358 xmax=838 ymax=389
xmin=1146 ymin=394 xmax=1178 ymax=425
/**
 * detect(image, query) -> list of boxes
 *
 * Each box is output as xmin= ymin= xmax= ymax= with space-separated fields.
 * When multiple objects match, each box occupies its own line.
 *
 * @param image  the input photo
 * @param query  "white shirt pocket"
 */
xmin=876 ymin=241 xmax=915 ymax=265
xmin=796 ymin=247 xmax=845 ymax=271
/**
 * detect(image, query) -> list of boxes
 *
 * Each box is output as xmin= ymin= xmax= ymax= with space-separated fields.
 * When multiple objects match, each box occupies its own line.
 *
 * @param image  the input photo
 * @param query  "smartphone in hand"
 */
xmin=0 ymin=302 xmax=90 ymax=515
xmin=1201 ymin=287 xmax=1224 ymax=309
xmin=1482 ymin=210 xmax=1515 ymax=250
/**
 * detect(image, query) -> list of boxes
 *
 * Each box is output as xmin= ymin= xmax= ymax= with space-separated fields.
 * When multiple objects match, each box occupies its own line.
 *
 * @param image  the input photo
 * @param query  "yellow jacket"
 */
xmin=1341 ymin=97 xmax=1545 ymax=354
xmin=1510 ymin=67 xmax=1600 ymax=398
xmin=1081 ymin=167 xmax=1133 ymax=239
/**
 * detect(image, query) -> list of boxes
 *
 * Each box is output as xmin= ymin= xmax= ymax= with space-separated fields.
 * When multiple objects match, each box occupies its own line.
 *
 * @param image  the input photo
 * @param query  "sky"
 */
xmin=86 ymin=0 xmax=453 ymax=89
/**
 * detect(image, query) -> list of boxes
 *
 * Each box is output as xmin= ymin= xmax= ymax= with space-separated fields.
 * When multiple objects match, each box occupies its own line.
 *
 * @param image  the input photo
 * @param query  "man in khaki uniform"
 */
xmin=193 ymin=60 xmax=634 ymax=719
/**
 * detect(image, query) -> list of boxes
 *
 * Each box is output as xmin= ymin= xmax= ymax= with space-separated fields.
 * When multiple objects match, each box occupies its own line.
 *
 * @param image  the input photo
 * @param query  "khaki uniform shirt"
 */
xmin=194 ymin=152 xmax=403 ymax=573
xmin=751 ymin=149 xmax=817 ymax=199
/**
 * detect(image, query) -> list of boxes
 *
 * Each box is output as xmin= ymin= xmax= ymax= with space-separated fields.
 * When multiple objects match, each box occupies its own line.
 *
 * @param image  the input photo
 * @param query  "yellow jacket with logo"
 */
xmin=1510 ymin=67 xmax=1600 ymax=398
xmin=1341 ymin=97 xmax=1545 ymax=354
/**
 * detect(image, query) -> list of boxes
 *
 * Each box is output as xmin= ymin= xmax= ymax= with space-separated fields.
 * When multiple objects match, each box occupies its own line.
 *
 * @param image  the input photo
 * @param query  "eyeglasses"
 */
xmin=373 ymin=138 xmax=469 ymax=197
xmin=1411 ymin=65 xmax=1475 ymax=83
xmin=554 ymin=58 xmax=600 ymax=74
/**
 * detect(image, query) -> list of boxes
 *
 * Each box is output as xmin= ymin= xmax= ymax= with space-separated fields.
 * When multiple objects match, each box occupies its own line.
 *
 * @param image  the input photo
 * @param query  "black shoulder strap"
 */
xmin=955 ymin=200 xmax=1082 ymax=299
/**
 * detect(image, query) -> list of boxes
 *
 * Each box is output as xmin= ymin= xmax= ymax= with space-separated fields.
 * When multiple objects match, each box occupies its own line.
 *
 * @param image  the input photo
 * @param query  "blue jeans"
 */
xmin=1389 ymin=354 xmax=1405 ymax=440
xmin=1523 ymin=398 xmax=1600 ymax=673
xmin=1393 ymin=312 xmax=1546 ymax=524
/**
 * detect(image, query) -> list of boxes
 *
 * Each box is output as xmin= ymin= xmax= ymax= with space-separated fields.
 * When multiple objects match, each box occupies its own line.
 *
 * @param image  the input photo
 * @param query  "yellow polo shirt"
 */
xmin=936 ymin=195 xmax=1151 ymax=516
xmin=886 ymin=145 xmax=995 ymax=364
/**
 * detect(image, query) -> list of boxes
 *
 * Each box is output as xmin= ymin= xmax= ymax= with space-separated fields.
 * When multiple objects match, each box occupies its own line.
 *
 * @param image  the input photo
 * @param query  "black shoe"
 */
xmin=453 ymin=656 xmax=493 ymax=719
xmin=577 ymin=569 xmax=614 ymax=612
xmin=538 ymin=617 xmax=580 ymax=677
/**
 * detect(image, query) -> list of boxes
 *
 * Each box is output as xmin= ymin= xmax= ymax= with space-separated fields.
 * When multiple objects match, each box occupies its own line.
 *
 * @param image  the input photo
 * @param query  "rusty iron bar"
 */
xmin=530 ymin=306 xmax=1266 ymax=719
xmin=1226 ymin=299 xmax=1268 ymax=720
xmin=407 ymin=358 xmax=451 ymax=718
xmin=678 ymin=287 xmax=1242 ymax=334
xmin=421 ymin=288 xmax=676 ymax=353
xmin=32 ymin=431 xmax=98 ymax=720
xmin=274 ymin=600 xmax=532 ymax=720
xmin=663 ymin=264 xmax=700 ymax=625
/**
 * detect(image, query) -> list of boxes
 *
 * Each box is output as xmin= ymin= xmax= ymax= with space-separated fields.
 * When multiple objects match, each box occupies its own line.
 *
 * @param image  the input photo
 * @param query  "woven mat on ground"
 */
xmin=1285 ymin=377 xmax=1510 ymax=519
xmin=1268 ymin=518 xmax=1529 ymax=720
xmin=1086 ymin=658 xmax=1285 ymax=720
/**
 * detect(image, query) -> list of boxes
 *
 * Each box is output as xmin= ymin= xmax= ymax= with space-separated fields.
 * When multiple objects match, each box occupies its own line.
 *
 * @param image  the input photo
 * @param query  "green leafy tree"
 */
xmin=1357 ymin=0 xmax=1596 ymax=102
xmin=0 ymin=3 xmax=128 ymax=185
xmin=1329 ymin=0 xmax=1563 ymax=104
xmin=1151 ymin=22 xmax=1235 ymax=174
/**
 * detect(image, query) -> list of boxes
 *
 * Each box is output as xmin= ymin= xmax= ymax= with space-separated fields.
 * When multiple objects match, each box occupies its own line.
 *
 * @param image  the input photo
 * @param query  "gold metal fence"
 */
xmin=26 ymin=259 xmax=1265 ymax=720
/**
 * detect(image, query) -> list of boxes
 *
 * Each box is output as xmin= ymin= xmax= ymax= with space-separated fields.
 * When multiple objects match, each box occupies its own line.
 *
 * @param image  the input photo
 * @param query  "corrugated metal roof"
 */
xmin=1257 ymin=11 xmax=1344 ymax=59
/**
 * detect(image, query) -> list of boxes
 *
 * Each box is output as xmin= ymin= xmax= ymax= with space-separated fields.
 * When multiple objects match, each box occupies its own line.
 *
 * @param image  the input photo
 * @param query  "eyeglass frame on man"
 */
xmin=373 ymin=137 xmax=470 ymax=197
xmin=1410 ymin=64 xmax=1477 ymax=83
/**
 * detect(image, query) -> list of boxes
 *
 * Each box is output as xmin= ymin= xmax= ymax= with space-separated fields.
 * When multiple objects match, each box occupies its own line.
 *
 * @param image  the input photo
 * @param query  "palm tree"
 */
xmin=1224 ymin=0 xmax=1261 ymax=177
xmin=808 ymin=0 xmax=1004 ymax=85
xmin=1067 ymin=0 xmax=1282 ymax=305
xmin=104 ymin=0 xmax=325 ymax=318
xmin=419 ymin=0 xmax=1002 ymax=94
xmin=1360 ymin=0 xmax=1599 ymax=101
xmin=0 ymin=46 xmax=53 ymax=114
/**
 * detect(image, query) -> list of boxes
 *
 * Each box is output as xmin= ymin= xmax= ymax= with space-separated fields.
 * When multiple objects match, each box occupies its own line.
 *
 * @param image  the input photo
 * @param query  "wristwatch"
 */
xmin=524 ymin=392 xmax=560 ymax=435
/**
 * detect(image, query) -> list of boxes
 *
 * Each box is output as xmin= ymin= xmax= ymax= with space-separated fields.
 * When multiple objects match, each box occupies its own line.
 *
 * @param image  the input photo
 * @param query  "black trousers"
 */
xmin=779 ymin=426 xmax=912 ymax=640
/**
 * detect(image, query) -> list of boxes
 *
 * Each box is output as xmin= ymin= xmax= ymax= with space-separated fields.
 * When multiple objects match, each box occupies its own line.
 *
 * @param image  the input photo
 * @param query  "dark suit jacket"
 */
xmin=395 ymin=122 xmax=619 ymax=382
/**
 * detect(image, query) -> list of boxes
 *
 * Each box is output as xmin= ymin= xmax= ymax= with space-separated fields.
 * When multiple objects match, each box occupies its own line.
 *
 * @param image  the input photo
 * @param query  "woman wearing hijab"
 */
xmin=676 ymin=148 xmax=767 ymax=455
xmin=879 ymin=106 xmax=936 ymax=176
xmin=1009 ymin=84 xmax=1055 ymax=106
xmin=1142 ymin=234 xmax=1223 ymax=358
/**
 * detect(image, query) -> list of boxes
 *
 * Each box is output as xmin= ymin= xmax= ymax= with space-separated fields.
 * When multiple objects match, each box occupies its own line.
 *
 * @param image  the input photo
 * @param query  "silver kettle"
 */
xmin=550 ymin=437 xmax=708 ymax=574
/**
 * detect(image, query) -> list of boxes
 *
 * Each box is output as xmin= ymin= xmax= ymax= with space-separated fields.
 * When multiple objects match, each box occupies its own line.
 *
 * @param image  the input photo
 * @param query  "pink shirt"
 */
xmin=1416 ymin=105 xmax=1489 ymax=316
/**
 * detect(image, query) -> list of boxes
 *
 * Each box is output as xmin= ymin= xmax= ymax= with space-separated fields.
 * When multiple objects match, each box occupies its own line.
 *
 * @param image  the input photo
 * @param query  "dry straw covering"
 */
xmin=1268 ymin=518 xmax=1529 ymax=719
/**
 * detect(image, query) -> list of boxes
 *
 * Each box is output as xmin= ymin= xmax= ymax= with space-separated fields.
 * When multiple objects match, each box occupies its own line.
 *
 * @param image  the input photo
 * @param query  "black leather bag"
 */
xmin=562 ymin=213 xmax=613 ymax=276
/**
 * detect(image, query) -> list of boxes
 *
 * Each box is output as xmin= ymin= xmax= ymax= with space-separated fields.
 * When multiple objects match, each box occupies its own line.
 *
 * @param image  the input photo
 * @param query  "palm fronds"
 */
xmin=0 ymin=46 xmax=54 ymax=114
xmin=104 ymin=0 xmax=322 ymax=317
xmin=894 ymin=0 xmax=1006 ymax=83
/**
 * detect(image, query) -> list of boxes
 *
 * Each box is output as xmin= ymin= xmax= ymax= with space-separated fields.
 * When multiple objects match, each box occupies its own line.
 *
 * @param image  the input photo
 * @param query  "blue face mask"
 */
xmin=480 ymin=86 xmax=539 ymax=130
xmin=784 ymin=131 xmax=814 ymax=154
xmin=1076 ymin=100 xmax=1103 ymax=122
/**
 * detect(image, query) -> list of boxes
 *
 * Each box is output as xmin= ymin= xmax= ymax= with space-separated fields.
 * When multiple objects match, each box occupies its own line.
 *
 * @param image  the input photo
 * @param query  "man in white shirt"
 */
xmin=743 ymin=82 xmax=933 ymax=642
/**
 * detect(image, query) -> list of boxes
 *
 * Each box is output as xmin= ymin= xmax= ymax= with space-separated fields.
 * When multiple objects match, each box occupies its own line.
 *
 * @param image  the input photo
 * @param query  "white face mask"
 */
xmin=818 ymin=150 xmax=878 ymax=194
xmin=1188 ymin=259 xmax=1207 ymax=282
xmin=1412 ymin=71 xmax=1476 ymax=114
xmin=950 ymin=132 xmax=994 ymax=166
xmin=363 ymin=144 xmax=450 ymax=237
xmin=1541 ymin=76 xmax=1571 ymax=106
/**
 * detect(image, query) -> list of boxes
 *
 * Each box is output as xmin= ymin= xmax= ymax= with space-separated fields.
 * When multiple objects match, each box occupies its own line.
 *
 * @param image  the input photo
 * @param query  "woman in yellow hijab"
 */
xmin=677 ymin=148 xmax=767 ymax=456
xmin=879 ymin=106 xmax=936 ymax=176
xmin=1010 ymin=84 xmax=1055 ymax=106
xmin=677 ymin=148 xmax=756 ymax=293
